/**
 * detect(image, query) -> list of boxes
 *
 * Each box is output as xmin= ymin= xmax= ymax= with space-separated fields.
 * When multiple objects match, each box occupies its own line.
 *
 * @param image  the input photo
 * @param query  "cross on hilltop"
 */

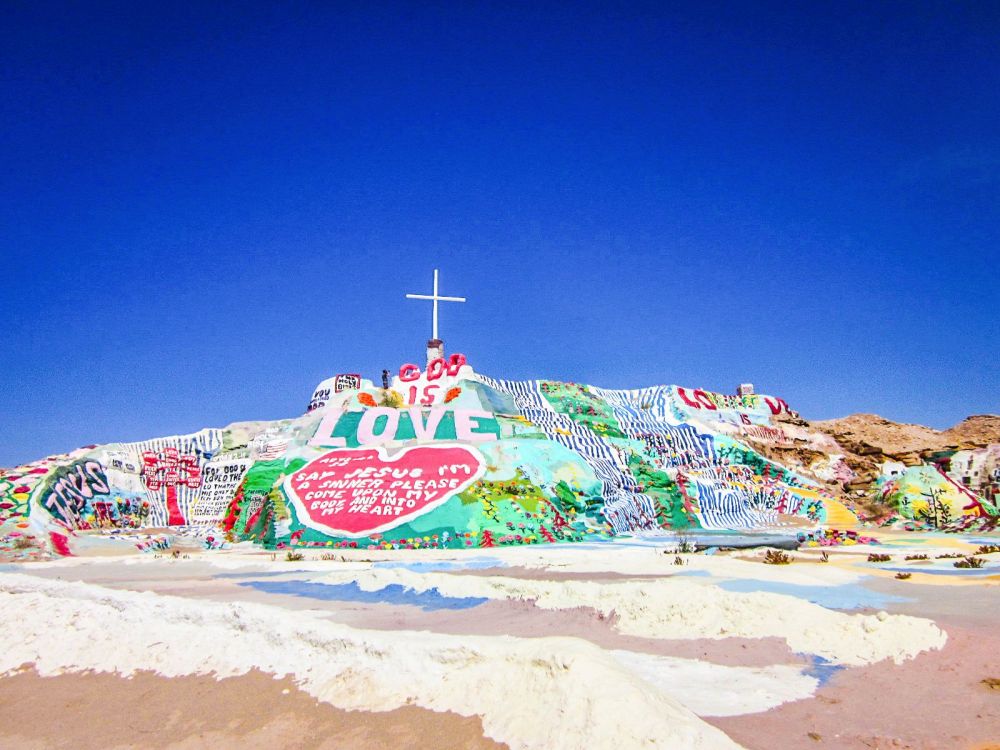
xmin=406 ymin=269 xmax=466 ymax=343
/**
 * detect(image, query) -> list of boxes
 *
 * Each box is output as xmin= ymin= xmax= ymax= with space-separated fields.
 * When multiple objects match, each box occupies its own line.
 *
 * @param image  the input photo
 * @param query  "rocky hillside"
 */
xmin=814 ymin=414 xmax=1000 ymax=457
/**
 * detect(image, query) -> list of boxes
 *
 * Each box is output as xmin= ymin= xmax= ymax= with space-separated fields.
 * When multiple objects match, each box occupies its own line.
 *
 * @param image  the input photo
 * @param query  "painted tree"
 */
xmin=141 ymin=448 xmax=202 ymax=525
xmin=917 ymin=488 xmax=951 ymax=528
xmin=479 ymin=529 xmax=495 ymax=548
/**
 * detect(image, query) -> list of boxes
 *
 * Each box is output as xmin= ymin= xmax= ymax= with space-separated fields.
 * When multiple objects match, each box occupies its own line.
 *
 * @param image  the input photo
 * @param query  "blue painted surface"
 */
xmin=715 ymin=579 xmax=911 ymax=610
xmin=240 ymin=579 xmax=488 ymax=610
xmin=215 ymin=569 xmax=309 ymax=579
xmin=883 ymin=565 xmax=1000 ymax=577
xmin=374 ymin=557 xmax=505 ymax=572
xmin=802 ymin=654 xmax=844 ymax=686
xmin=623 ymin=532 xmax=800 ymax=545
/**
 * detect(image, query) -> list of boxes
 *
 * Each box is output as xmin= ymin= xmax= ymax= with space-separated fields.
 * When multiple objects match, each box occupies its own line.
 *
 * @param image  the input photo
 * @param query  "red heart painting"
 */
xmin=284 ymin=445 xmax=485 ymax=537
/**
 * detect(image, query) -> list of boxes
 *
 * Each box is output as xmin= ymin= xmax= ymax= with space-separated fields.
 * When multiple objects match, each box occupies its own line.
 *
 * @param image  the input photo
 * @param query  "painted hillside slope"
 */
xmin=2 ymin=358 xmax=829 ymax=555
xmin=2 ymin=354 xmax=994 ymax=556
xmin=258 ymin=364 xmax=835 ymax=551
xmin=680 ymin=406 xmax=1000 ymax=530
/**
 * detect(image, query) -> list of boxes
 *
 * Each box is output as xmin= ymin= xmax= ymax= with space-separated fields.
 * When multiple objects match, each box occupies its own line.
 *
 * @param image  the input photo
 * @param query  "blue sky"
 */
xmin=2 ymin=1 xmax=998 ymax=465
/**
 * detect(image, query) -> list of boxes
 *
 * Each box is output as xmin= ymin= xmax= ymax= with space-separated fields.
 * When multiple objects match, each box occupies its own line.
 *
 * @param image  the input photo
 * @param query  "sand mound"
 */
xmin=0 ymin=572 xmax=743 ymax=750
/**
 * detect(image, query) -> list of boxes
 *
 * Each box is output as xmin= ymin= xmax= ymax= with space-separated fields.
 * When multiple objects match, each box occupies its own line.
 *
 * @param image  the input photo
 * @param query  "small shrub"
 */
xmin=974 ymin=544 xmax=1000 ymax=555
xmin=820 ymin=551 xmax=829 ymax=563
xmin=378 ymin=389 xmax=404 ymax=408
xmin=320 ymin=553 xmax=337 ymax=561
xmin=867 ymin=553 xmax=892 ymax=563
xmin=904 ymin=554 xmax=928 ymax=561
xmin=894 ymin=572 xmax=912 ymax=580
xmin=672 ymin=556 xmax=685 ymax=566
xmin=669 ymin=532 xmax=697 ymax=554
xmin=285 ymin=551 xmax=304 ymax=562
xmin=936 ymin=553 xmax=964 ymax=559
xmin=954 ymin=556 xmax=985 ymax=569
xmin=12 ymin=536 xmax=34 ymax=550
xmin=763 ymin=549 xmax=791 ymax=565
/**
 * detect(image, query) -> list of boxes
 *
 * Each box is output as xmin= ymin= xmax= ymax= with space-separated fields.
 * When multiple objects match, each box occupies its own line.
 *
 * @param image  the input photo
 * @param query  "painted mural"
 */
xmin=8 ymin=354 xmax=998 ymax=554
xmin=875 ymin=465 xmax=994 ymax=528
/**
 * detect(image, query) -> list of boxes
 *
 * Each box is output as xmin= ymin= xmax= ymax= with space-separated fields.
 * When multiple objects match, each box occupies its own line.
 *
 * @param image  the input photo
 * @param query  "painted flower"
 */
xmin=358 ymin=392 xmax=377 ymax=407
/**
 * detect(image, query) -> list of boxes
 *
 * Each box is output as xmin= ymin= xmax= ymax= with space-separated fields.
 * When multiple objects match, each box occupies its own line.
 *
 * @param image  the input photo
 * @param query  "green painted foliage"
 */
xmin=538 ymin=381 xmax=626 ymax=439
xmin=628 ymin=454 xmax=698 ymax=529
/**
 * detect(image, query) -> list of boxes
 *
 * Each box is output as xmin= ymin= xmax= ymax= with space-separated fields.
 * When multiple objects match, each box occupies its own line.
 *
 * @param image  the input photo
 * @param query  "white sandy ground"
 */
xmin=606 ymin=652 xmax=817 ymax=717
xmin=483 ymin=544 xmax=868 ymax=584
xmin=18 ymin=546 xmax=866 ymax=589
xmin=11 ymin=541 xmax=867 ymax=585
xmin=0 ymin=572 xmax=746 ymax=750
xmin=19 ymin=530 xmax=982 ymax=585
xmin=0 ymin=569 xmax=820 ymax=719
xmin=318 ymin=568 xmax=947 ymax=666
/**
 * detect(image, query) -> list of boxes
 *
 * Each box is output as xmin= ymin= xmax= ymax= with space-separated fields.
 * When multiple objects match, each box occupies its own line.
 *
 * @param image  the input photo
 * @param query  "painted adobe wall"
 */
xmin=225 ymin=356 xmax=835 ymax=551
xmin=11 ymin=353 xmax=991 ymax=552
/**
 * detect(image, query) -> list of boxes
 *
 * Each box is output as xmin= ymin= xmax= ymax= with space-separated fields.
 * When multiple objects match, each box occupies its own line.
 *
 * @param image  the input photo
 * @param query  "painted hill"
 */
xmin=2 ymin=354 xmax=997 ymax=557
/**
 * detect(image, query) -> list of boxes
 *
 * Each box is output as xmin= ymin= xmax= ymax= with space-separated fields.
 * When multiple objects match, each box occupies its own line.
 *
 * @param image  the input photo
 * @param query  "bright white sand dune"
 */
xmin=0 ymin=572 xmax=743 ymax=750
xmin=608 ymin=651 xmax=819 ymax=717
xmin=18 ymin=544 xmax=866 ymax=586
xmin=492 ymin=544 xmax=866 ymax=585
xmin=322 ymin=568 xmax=947 ymax=666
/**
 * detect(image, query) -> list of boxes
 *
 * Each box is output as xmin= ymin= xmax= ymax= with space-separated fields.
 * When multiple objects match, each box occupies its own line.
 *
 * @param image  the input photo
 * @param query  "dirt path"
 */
xmin=0 ymin=668 xmax=506 ymax=750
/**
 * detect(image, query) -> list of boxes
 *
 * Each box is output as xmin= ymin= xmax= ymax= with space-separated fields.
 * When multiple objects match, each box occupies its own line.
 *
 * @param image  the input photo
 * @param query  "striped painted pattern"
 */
xmin=476 ymin=376 xmax=659 ymax=532
xmin=690 ymin=480 xmax=777 ymax=529
xmin=474 ymin=374 xmax=813 ymax=531
xmin=586 ymin=385 xmax=682 ymax=437
xmin=117 ymin=429 xmax=223 ymax=526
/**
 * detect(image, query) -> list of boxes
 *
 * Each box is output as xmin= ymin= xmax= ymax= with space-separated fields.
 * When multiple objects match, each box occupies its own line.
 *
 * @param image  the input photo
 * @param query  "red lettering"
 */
xmin=399 ymin=363 xmax=420 ymax=382
xmin=764 ymin=397 xmax=788 ymax=415
xmin=426 ymin=357 xmax=446 ymax=380
xmin=677 ymin=387 xmax=701 ymax=409
xmin=445 ymin=353 xmax=467 ymax=376
xmin=693 ymin=390 xmax=718 ymax=410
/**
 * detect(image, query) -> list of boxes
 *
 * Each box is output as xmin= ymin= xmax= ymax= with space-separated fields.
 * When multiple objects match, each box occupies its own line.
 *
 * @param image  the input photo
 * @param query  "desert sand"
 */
xmin=2 ymin=531 xmax=999 ymax=749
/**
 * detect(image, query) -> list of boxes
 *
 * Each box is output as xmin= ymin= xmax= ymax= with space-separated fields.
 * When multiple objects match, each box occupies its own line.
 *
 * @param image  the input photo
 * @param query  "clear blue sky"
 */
xmin=2 ymin=1 xmax=998 ymax=466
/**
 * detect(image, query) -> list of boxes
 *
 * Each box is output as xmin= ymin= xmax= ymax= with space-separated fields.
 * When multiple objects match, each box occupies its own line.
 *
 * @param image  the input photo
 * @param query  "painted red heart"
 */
xmin=284 ymin=445 xmax=485 ymax=538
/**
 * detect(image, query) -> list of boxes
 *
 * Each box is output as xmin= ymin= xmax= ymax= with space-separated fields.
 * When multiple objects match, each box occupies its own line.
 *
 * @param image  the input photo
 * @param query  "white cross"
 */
xmin=406 ymin=269 xmax=466 ymax=341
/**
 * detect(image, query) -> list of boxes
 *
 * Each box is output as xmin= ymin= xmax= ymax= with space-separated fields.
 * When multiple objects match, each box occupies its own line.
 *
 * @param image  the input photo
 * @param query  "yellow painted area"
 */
xmin=823 ymin=497 xmax=860 ymax=527
xmin=789 ymin=486 xmax=859 ymax=527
